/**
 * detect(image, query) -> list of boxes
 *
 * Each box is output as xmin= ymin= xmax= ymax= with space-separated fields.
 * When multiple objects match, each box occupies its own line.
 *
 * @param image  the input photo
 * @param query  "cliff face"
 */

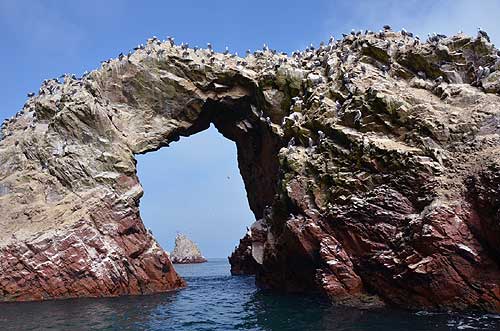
xmin=170 ymin=234 xmax=207 ymax=264
xmin=229 ymin=232 xmax=259 ymax=275
xmin=0 ymin=28 xmax=499 ymax=311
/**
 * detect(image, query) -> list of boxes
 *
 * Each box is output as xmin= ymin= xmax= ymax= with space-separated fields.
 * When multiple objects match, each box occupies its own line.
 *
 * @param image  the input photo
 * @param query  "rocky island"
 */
xmin=0 ymin=26 xmax=499 ymax=312
xmin=170 ymin=234 xmax=207 ymax=264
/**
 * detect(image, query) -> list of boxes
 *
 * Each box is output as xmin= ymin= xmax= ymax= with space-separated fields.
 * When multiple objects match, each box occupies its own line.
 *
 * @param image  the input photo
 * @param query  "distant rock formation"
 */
xmin=0 ymin=28 xmax=499 ymax=311
xmin=171 ymin=234 xmax=207 ymax=264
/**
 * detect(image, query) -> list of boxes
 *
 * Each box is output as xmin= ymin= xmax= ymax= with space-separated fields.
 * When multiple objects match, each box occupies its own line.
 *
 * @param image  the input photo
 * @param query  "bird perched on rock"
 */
xmin=383 ymin=25 xmax=391 ymax=30
xmin=308 ymin=137 xmax=315 ymax=149
xmin=288 ymin=137 xmax=295 ymax=148
xmin=477 ymin=66 xmax=485 ymax=80
xmin=353 ymin=109 xmax=362 ymax=125
xmin=318 ymin=130 xmax=325 ymax=141
xmin=207 ymin=43 xmax=212 ymax=51
xmin=27 ymin=92 xmax=35 ymax=98
xmin=477 ymin=27 xmax=490 ymax=42
xmin=223 ymin=46 xmax=229 ymax=55
xmin=381 ymin=65 xmax=389 ymax=75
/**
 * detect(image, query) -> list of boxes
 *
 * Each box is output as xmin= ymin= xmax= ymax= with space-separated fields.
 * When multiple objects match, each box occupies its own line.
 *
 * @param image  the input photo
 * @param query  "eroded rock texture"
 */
xmin=170 ymin=234 xmax=207 ymax=264
xmin=0 ymin=28 xmax=499 ymax=311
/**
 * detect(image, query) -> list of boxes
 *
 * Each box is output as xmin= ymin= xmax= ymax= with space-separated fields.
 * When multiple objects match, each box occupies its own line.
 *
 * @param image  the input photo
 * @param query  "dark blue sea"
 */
xmin=0 ymin=258 xmax=498 ymax=330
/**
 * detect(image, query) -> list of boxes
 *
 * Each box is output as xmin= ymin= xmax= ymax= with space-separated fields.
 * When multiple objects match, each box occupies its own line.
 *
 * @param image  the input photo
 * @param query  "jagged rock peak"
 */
xmin=171 ymin=234 xmax=207 ymax=264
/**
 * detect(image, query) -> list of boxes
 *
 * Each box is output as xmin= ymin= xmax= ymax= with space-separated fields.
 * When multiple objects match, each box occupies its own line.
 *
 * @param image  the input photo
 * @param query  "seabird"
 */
xmin=265 ymin=117 xmax=272 ymax=125
xmin=288 ymin=137 xmax=295 ymax=147
xmin=27 ymin=92 xmax=35 ymax=98
xmin=318 ymin=130 xmax=325 ymax=141
xmin=223 ymin=46 xmax=229 ymax=55
xmin=477 ymin=27 xmax=490 ymax=42
xmin=308 ymin=137 xmax=314 ymax=149
xmin=335 ymin=100 xmax=342 ymax=112
xmin=477 ymin=66 xmax=485 ymax=79
xmin=353 ymin=109 xmax=362 ymax=125
xmin=434 ymin=76 xmax=444 ymax=84
xmin=383 ymin=25 xmax=391 ymax=30
xmin=207 ymin=42 xmax=212 ymax=51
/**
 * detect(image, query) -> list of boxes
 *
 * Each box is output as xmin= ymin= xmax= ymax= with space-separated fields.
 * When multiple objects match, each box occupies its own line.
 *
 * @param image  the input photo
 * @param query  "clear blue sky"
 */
xmin=1 ymin=0 xmax=499 ymax=257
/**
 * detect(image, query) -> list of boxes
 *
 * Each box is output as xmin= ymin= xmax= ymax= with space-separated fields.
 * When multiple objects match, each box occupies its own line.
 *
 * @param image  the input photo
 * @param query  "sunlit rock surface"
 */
xmin=229 ymin=230 xmax=259 ymax=275
xmin=0 ymin=28 xmax=499 ymax=311
xmin=170 ymin=234 xmax=207 ymax=264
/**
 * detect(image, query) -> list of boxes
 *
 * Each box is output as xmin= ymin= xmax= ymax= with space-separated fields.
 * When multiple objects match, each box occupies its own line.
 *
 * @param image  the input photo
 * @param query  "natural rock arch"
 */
xmin=0 ymin=31 xmax=499 ymax=311
xmin=0 ymin=47 xmax=284 ymax=301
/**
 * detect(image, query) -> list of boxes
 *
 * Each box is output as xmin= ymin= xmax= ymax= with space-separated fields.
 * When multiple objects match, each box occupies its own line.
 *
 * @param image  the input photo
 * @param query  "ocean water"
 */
xmin=0 ymin=259 xmax=498 ymax=331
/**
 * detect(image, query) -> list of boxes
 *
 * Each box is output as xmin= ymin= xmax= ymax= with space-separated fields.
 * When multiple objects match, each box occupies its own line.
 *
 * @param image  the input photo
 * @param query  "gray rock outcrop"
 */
xmin=170 ymin=234 xmax=207 ymax=264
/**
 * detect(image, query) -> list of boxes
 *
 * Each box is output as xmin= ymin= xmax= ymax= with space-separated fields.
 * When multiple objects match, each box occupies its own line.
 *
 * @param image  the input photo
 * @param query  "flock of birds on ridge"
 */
xmin=2 ymin=26 xmax=499 ymax=151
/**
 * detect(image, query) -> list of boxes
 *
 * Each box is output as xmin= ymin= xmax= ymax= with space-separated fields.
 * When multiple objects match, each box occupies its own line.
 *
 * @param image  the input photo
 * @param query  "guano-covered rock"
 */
xmin=170 ymin=234 xmax=207 ymax=264
xmin=0 ymin=29 xmax=499 ymax=312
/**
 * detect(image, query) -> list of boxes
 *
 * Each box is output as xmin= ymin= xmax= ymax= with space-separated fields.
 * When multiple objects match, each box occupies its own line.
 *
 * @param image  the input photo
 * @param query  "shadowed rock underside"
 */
xmin=0 ymin=28 xmax=499 ymax=311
